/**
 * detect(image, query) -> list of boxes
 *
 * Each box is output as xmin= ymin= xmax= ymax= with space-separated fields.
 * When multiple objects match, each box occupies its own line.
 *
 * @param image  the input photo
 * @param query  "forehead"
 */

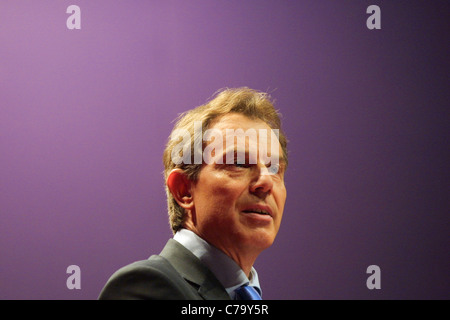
xmin=207 ymin=113 xmax=284 ymax=162
xmin=209 ymin=113 xmax=272 ymax=132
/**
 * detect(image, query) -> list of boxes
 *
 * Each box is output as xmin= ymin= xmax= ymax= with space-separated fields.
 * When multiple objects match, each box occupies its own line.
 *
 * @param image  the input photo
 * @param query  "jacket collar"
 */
xmin=159 ymin=239 xmax=231 ymax=300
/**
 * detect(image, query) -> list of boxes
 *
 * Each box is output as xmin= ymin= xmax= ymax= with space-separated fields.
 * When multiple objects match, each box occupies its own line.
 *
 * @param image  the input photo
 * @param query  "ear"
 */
xmin=166 ymin=168 xmax=194 ymax=211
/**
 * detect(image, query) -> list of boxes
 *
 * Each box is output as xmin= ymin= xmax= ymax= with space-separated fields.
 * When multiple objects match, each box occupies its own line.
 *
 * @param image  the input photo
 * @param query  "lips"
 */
xmin=241 ymin=205 xmax=273 ymax=218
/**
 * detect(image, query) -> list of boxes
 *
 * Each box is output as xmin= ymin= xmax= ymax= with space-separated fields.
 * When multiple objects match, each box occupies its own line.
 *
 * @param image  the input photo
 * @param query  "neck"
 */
xmin=206 ymin=239 xmax=262 ymax=278
xmin=224 ymin=249 xmax=259 ymax=278
xmin=184 ymin=225 xmax=263 ymax=278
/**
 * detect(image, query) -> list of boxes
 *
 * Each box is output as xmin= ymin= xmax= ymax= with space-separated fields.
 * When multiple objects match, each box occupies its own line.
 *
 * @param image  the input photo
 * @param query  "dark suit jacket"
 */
xmin=98 ymin=239 xmax=231 ymax=300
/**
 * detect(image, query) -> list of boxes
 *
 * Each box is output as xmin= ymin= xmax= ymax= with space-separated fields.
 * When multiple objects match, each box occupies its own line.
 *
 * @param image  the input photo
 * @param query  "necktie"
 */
xmin=234 ymin=285 xmax=262 ymax=300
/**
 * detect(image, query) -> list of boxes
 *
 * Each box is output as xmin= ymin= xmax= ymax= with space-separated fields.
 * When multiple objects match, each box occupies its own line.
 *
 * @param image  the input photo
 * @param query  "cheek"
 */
xmin=194 ymin=188 xmax=242 ymax=236
xmin=278 ymin=188 xmax=287 ymax=210
xmin=197 ymin=171 xmax=245 ymax=201
xmin=193 ymin=181 xmax=243 ymax=219
xmin=274 ymin=186 xmax=287 ymax=221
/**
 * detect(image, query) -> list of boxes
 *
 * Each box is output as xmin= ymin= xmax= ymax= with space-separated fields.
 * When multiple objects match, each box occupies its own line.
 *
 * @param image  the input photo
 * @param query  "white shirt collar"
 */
xmin=173 ymin=228 xmax=262 ymax=299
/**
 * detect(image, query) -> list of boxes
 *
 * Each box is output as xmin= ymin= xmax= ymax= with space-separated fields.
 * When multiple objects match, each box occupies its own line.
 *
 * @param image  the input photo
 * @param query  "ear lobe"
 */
xmin=166 ymin=169 xmax=194 ymax=210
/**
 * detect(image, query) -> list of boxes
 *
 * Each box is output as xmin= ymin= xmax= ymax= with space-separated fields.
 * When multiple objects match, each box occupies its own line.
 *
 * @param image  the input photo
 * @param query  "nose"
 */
xmin=249 ymin=164 xmax=273 ymax=199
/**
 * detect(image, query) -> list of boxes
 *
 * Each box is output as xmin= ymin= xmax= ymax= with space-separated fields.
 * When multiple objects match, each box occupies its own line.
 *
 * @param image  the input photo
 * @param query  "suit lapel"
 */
xmin=160 ymin=239 xmax=230 ymax=300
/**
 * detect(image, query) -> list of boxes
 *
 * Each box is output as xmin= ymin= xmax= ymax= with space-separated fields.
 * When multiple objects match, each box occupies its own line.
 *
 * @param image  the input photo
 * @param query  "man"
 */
xmin=98 ymin=87 xmax=288 ymax=300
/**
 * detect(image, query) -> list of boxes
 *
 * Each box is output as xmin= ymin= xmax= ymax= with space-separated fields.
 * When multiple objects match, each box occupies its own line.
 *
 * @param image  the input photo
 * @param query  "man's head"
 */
xmin=162 ymin=88 xmax=288 ymax=257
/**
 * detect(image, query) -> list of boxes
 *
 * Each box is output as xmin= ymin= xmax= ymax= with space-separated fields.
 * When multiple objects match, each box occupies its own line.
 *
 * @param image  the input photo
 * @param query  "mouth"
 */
xmin=241 ymin=205 xmax=273 ymax=218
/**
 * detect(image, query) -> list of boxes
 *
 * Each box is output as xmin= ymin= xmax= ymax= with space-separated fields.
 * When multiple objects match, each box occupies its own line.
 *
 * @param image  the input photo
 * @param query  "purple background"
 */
xmin=1 ymin=1 xmax=448 ymax=300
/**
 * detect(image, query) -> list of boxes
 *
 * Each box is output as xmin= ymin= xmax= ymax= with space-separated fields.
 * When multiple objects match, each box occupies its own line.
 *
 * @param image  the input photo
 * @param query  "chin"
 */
xmin=242 ymin=230 xmax=277 ymax=251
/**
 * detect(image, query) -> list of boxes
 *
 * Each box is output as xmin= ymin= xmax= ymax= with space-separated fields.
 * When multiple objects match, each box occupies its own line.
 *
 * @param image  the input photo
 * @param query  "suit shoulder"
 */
xmin=98 ymin=256 xmax=196 ymax=300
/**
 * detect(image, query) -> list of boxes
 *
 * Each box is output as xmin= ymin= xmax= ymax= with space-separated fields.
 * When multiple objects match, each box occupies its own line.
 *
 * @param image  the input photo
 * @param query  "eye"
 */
xmin=267 ymin=164 xmax=278 ymax=174
xmin=228 ymin=156 xmax=251 ymax=168
xmin=234 ymin=162 xmax=251 ymax=168
xmin=265 ymin=162 xmax=285 ymax=176
xmin=221 ymin=161 xmax=251 ymax=172
xmin=225 ymin=151 xmax=252 ymax=168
